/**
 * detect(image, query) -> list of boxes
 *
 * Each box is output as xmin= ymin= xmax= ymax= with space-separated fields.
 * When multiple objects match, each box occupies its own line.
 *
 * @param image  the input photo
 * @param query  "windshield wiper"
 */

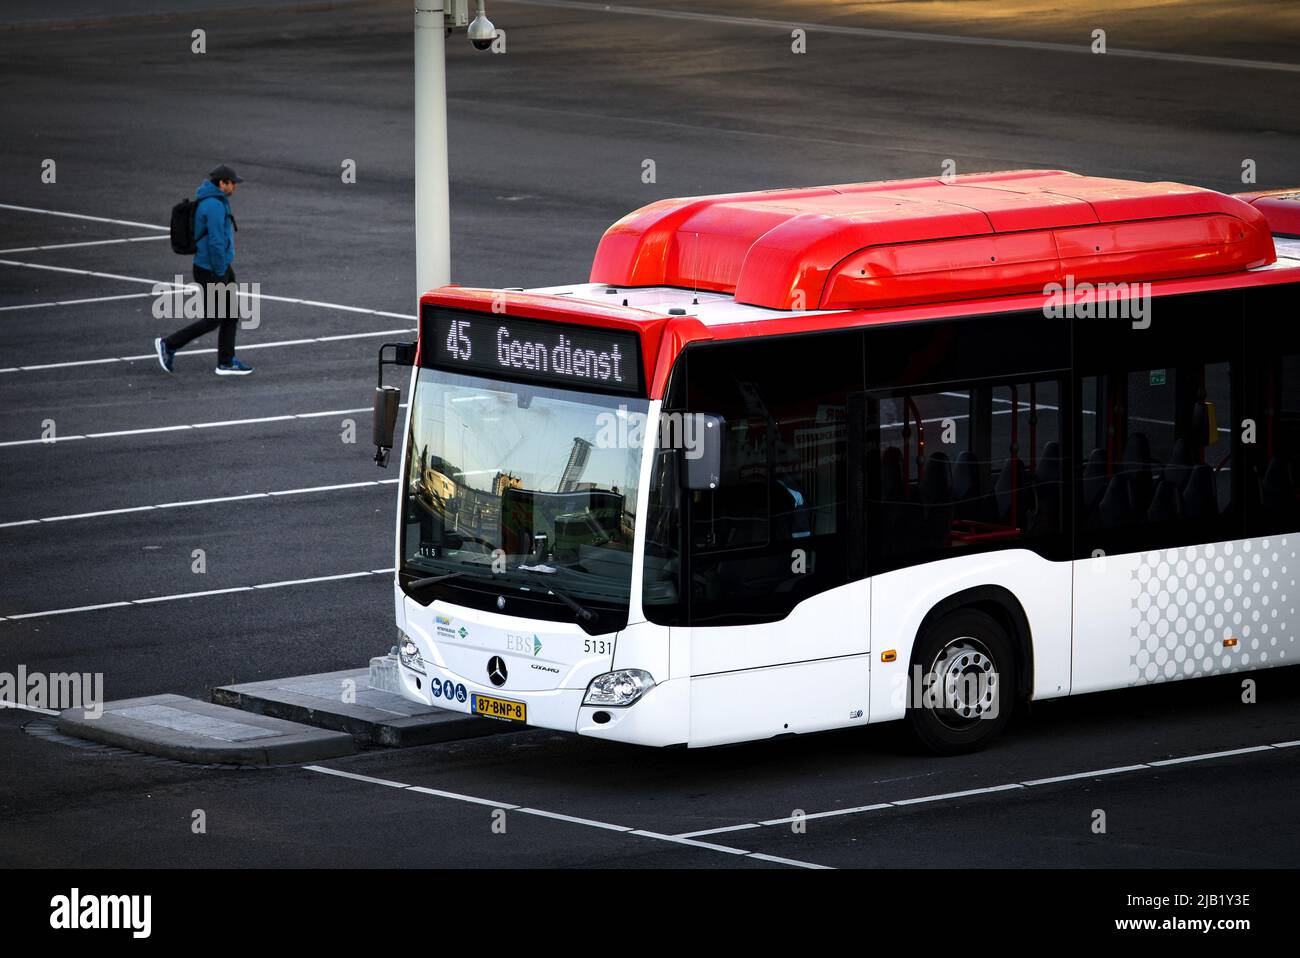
xmin=511 ymin=567 xmax=596 ymax=623
xmin=405 ymin=570 xmax=466 ymax=590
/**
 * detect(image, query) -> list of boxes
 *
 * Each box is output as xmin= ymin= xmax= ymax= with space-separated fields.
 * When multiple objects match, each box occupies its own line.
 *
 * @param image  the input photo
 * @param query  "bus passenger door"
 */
xmin=678 ymin=337 xmax=871 ymax=747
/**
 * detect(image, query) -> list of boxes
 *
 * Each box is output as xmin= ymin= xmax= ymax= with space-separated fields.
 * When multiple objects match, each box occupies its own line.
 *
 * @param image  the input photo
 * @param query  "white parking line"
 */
xmin=677 ymin=740 xmax=1300 ymax=838
xmin=0 ymin=258 xmax=415 ymax=320
xmin=516 ymin=807 xmax=634 ymax=832
xmin=0 ymin=700 xmax=61 ymax=716
xmin=0 ymin=404 xmax=402 ymax=448
xmin=0 ymin=326 xmax=413 ymax=375
xmin=514 ymin=0 xmax=1300 ymax=74
xmin=0 ymin=202 xmax=168 ymax=231
xmin=1148 ymin=744 xmax=1275 ymax=766
xmin=892 ymin=782 xmax=1024 ymax=805
xmin=304 ymin=765 xmax=833 ymax=869
xmin=0 ymin=235 xmax=170 ymax=255
xmin=0 ymin=292 xmax=156 ymax=313
xmin=0 ymin=479 xmax=399 ymax=530
xmin=674 ymin=822 xmax=763 ymax=839
xmin=1021 ymin=764 xmax=1149 ymax=787
xmin=0 ymin=568 xmax=395 ymax=623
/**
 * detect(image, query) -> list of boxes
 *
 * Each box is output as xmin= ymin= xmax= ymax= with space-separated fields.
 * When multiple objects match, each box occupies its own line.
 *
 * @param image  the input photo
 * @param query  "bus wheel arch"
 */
xmin=904 ymin=587 xmax=1033 ymax=754
xmin=912 ymin=585 xmax=1034 ymax=702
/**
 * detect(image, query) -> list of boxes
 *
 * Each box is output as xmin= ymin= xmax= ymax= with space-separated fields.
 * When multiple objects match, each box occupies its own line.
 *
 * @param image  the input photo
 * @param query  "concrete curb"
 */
xmin=212 ymin=668 xmax=514 ymax=747
xmin=57 ymin=693 xmax=356 ymax=766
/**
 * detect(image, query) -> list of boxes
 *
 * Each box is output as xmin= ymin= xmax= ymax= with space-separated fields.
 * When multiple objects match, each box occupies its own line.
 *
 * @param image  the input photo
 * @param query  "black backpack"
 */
xmin=170 ymin=194 xmax=237 ymax=254
xmin=169 ymin=197 xmax=203 ymax=254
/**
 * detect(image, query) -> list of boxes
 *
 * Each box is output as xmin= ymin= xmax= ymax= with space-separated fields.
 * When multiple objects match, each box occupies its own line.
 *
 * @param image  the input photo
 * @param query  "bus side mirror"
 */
xmin=373 ymin=341 xmax=416 ymax=468
xmin=683 ymin=414 xmax=724 ymax=490
xmin=373 ymin=386 xmax=401 ymax=467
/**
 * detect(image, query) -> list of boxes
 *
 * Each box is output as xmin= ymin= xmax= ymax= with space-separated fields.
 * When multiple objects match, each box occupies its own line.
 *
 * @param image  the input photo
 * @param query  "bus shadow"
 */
xmin=542 ymin=664 xmax=1300 ymax=801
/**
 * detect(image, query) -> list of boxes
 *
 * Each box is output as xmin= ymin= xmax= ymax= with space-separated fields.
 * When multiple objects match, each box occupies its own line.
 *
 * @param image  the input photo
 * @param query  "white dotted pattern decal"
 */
xmin=1130 ymin=536 xmax=1298 ymax=685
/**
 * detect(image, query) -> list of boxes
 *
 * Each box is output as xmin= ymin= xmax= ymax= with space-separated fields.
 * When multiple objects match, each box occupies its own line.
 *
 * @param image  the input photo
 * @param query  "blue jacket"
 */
xmin=193 ymin=180 xmax=234 ymax=277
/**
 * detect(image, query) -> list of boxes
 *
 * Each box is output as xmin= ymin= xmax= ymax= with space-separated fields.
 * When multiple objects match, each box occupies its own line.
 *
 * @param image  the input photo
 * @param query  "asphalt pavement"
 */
xmin=1 ymin=0 xmax=1298 ymax=874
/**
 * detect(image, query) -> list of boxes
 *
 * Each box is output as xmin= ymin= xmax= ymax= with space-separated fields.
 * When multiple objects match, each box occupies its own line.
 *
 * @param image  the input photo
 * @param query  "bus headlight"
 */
xmin=399 ymin=634 xmax=426 ymax=674
xmin=584 ymin=669 xmax=654 ymax=707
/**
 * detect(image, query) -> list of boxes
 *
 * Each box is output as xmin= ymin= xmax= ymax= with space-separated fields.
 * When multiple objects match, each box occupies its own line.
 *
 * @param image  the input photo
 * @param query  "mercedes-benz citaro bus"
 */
xmin=371 ymin=169 xmax=1300 ymax=753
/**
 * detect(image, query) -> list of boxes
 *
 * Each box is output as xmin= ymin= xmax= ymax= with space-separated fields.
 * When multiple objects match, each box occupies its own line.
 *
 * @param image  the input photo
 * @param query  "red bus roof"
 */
xmin=423 ymin=171 xmax=1300 ymax=397
xmin=589 ymin=170 xmax=1276 ymax=310
xmin=1235 ymin=188 xmax=1300 ymax=237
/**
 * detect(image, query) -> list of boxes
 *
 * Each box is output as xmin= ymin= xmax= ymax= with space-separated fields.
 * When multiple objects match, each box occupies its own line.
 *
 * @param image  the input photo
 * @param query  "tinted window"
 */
xmin=1074 ymin=290 xmax=1243 ymax=556
xmin=867 ymin=377 xmax=1064 ymax=571
xmin=675 ymin=333 xmax=865 ymax=626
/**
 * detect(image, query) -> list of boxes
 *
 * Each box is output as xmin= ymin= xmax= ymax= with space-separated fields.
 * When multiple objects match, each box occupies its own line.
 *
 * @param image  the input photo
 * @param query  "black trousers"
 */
xmin=164 ymin=265 xmax=238 ymax=365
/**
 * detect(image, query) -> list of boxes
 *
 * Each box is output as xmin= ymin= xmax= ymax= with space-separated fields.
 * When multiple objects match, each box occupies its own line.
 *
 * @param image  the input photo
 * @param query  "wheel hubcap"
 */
xmin=927 ymin=636 xmax=999 ymax=731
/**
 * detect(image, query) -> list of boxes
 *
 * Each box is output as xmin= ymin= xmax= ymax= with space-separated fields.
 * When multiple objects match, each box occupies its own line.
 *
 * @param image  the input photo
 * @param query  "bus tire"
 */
xmin=906 ymin=609 xmax=1017 ymax=755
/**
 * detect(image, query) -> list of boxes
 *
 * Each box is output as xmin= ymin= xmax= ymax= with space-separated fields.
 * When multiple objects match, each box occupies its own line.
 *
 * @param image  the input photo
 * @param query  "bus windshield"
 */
xmin=400 ymin=368 xmax=646 ymax=629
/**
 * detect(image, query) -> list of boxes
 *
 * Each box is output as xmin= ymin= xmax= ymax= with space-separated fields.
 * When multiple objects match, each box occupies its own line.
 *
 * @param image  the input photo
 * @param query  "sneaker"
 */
xmin=215 ymin=358 xmax=254 ymax=376
xmin=155 ymin=337 xmax=175 ymax=373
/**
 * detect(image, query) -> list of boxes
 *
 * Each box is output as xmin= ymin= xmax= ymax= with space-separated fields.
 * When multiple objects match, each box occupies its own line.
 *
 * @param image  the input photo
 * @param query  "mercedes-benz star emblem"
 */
xmin=487 ymin=656 xmax=508 ymax=687
xmin=496 ymin=595 xmax=506 ymax=610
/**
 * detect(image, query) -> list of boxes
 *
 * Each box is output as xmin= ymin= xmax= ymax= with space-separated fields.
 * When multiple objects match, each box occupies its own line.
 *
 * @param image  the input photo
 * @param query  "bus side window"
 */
xmin=1258 ymin=354 xmax=1300 ymax=530
xmin=1079 ymin=362 xmax=1234 ymax=542
xmin=868 ymin=377 xmax=1062 ymax=565
xmin=681 ymin=334 xmax=863 ymax=625
xmin=690 ymin=413 xmax=769 ymax=552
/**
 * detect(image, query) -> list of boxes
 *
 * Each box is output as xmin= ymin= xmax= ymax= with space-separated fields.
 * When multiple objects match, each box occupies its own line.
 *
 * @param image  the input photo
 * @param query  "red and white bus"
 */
xmin=373 ymin=169 xmax=1300 ymax=752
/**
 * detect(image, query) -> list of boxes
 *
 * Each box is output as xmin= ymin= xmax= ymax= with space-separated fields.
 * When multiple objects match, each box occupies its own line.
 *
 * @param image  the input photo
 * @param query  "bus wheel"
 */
xmin=906 ymin=610 xmax=1017 ymax=755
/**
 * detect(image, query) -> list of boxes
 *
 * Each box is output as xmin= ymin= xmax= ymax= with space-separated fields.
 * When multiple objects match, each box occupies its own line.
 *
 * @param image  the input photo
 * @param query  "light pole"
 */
xmin=413 ymin=1 xmax=497 ymax=299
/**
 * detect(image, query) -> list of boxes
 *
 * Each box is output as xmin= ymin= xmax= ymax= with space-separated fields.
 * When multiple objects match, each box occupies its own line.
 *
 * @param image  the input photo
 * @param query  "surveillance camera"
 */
xmin=467 ymin=13 xmax=496 ymax=50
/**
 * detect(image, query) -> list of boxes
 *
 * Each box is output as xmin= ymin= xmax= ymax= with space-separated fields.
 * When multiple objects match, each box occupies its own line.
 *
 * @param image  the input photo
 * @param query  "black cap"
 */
xmin=208 ymin=164 xmax=245 ymax=184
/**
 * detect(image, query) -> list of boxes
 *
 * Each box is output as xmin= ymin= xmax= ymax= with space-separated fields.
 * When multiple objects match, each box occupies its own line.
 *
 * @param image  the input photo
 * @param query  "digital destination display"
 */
xmin=425 ymin=306 xmax=642 ymax=395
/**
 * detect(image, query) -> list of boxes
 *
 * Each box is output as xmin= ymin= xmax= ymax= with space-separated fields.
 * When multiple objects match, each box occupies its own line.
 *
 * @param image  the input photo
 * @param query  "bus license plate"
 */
xmin=472 ymin=693 xmax=526 ymax=723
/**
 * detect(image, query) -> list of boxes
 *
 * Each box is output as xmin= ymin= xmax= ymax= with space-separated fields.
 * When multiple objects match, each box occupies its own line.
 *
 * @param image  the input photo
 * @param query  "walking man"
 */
xmin=156 ymin=164 xmax=254 ymax=375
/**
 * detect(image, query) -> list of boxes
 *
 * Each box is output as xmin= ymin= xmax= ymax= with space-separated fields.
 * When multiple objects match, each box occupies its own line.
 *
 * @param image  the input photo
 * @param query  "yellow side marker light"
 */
xmin=1223 ymin=637 xmax=1239 ymax=648
xmin=881 ymin=650 xmax=897 ymax=663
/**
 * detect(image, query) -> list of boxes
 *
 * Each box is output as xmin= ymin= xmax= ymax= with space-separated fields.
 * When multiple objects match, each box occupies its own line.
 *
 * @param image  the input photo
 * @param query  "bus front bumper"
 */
xmin=397 ymin=656 xmax=688 ymax=747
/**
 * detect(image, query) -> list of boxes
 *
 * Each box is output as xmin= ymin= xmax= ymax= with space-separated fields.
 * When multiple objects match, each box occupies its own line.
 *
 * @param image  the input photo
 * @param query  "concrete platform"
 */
xmin=212 ymin=666 xmax=513 ymax=747
xmin=57 ymin=694 xmax=356 ymax=766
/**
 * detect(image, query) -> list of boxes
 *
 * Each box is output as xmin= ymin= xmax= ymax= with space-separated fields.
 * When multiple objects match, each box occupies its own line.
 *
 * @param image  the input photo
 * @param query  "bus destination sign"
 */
xmin=426 ymin=306 xmax=642 ymax=395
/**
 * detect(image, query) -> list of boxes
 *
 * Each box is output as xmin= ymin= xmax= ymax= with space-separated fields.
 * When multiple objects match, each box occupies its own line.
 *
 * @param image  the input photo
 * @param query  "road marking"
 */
xmin=513 ymin=0 xmax=1300 ymax=74
xmin=306 ymin=767 xmax=410 ymax=789
xmin=1021 ymin=764 xmax=1149 ymax=787
xmin=0 ymin=202 xmax=168 ymax=231
xmin=0 ymin=235 xmax=170 ymax=255
xmin=677 ymin=740 xmax=1300 ymax=837
xmin=130 ymin=586 xmax=254 ymax=605
xmin=516 ymin=807 xmax=634 ymax=832
xmin=892 ymin=782 xmax=1024 ymax=805
xmin=674 ymin=822 xmax=763 ymax=838
xmin=0 ymin=257 xmax=415 ymax=320
xmin=627 ymin=829 xmax=750 ymax=855
xmin=0 ymin=292 xmax=156 ymax=313
xmin=410 ymin=785 xmax=522 ymax=809
xmin=0 ymin=569 xmax=395 ymax=623
xmin=758 ymin=804 xmax=893 ymax=827
xmin=1148 ymin=744 xmax=1275 ymax=766
xmin=0 ymin=404 xmax=402 ymax=448
xmin=749 ymin=853 xmax=834 ymax=870
xmin=254 ymin=571 xmax=374 ymax=589
xmin=0 ymin=329 xmax=415 ymax=375
xmin=0 ymin=700 xmax=61 ymax=716
xmin=4 ymin=601 xmax=134 ymax=620
xmin=304 ymin=765 xmax=832 ymax=869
